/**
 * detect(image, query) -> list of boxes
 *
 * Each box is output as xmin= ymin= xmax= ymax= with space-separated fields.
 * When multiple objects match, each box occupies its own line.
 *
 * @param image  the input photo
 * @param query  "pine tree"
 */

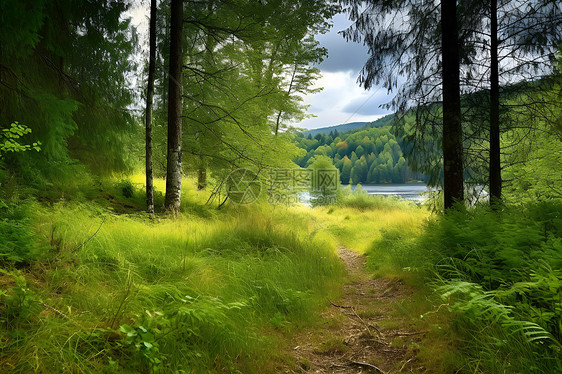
xmin=441 ymin=0 xmax=464 ymax=207
xmin=341 ymin=156 xmax=352 ymax=184
xmin=340 ymin=0 xmax=466 ymax=207
xmin=462 ymin=0 xmax=562 ymax=205
xmin=0 ymin=0 xmax=136 ymax=175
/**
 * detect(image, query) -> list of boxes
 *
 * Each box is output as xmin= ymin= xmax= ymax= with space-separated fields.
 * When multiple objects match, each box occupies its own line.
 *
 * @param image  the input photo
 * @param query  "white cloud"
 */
xmin=296 ymin=71 xmax=393 ymax=130
xmin=294 ymin=14 xmax=394 ymax=130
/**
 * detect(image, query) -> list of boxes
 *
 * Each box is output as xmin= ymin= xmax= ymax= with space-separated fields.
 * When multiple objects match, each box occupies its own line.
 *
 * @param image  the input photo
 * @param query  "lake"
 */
xmin=299 ymin=183 xmax=434 ymax=205
xmin=349 ymin=183 xmax=433 ymax=202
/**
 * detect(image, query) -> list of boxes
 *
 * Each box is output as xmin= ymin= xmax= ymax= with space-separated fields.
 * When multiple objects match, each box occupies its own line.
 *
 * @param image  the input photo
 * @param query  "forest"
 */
xmin=294 ymin=117 xmax=429 ymax=185
xmin=1 ymin=0 xmax=562 ymax=373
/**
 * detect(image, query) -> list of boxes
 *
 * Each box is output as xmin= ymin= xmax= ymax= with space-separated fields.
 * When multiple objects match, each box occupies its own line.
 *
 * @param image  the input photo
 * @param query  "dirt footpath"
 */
xmin=286 ymin=248 xmax=427 ymax=373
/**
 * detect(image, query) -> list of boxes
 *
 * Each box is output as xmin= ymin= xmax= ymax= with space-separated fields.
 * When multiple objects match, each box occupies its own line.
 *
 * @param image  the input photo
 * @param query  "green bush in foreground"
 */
xmin=0 ymin=200 xmax=36 ymax=265
xmin=414 ymin=202 xmax=562 ymax=373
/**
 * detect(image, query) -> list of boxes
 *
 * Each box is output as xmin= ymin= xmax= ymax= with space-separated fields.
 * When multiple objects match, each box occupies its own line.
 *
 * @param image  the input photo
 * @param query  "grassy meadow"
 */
xmin=1 ymin=176 xmax=350 ymax=373
xmin=2 ymin=174 xmax=561 ymax=373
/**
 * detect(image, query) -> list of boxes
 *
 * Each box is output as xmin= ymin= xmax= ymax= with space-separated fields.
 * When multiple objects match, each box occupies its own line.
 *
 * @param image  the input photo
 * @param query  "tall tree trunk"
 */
xmin=145 ymin=0 xmax=157 ymax=213
xmin=194 ymin=16 xmax=216 ymax=189
xmin=489 ymin=0 xmax=501 ymax=205
xmin=441 ymin=0 xmax=465 ymax=209
xmin=164 ymin=0 xmax=183 ymax=212
xmin=197 ymin=154 xmax=206 ymax=190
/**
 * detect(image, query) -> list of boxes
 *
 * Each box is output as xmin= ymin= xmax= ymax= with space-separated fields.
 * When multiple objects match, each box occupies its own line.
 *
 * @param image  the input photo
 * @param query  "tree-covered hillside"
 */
xmin=294 ymin=122 xmax=427 ymax=184
xmin=301 ymin=121 xmax=369 ymax=137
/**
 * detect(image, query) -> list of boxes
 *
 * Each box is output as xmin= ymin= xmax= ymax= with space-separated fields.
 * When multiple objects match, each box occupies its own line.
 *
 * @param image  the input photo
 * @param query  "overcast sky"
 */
xmin=296 ymin=13 xmax=394 ymax=130
xmin=127 ymin=7 xmax=393 ymax=130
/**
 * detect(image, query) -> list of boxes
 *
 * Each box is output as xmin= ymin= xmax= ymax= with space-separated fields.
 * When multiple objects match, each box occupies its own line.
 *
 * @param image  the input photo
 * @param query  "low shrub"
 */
xmin=0 ymin=200 xmax=36 ymax=265
xmin=336 ymin=185 xmax=415 ymax=211
xmin=414 ymin=202 xmax=562 ymax=373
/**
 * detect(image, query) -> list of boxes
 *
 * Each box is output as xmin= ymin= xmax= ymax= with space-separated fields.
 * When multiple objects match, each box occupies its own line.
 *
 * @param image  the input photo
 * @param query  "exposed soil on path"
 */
xmin=285 ymin=248 xmax=426 ymax=373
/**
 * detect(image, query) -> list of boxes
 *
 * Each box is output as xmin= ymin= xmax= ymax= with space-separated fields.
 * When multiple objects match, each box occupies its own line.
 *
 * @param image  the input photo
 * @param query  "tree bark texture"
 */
xmin=145 ymin=0 xmax=157 ymax=213
xmin=164 ymin=0 xmax=183 ymax=212
xmin=441 ymin=0 xmax=465 ymax=208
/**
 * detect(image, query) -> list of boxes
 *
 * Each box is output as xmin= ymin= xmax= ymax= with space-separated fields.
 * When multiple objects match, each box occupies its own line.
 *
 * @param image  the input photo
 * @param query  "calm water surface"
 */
xmin=349 ymin=183 xmax=434 ymax=202
xmin=299 ymin=183 xmax=435 ymax=205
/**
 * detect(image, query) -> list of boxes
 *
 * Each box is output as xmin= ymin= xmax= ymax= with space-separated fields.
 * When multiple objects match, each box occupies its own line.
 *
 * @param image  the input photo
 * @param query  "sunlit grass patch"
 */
xmin=1 ymin=199 xmax=345 ymax=372
xmin=87 ymin=174 xmax=216 ymax=215
xmin=337 ymin=185 xmax=418 ymax=212
xmin=304 ymin=201 xmax=429 ymax=255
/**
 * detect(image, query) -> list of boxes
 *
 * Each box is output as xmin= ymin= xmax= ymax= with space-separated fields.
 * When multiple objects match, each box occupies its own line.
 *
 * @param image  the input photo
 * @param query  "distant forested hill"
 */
xmin=300 ymin=115 xmax=394 ymax=137
xmin=301 ymin=122 xmax=369 ymax=137
xmin=294 ymin=117 xmax=427 ymax=184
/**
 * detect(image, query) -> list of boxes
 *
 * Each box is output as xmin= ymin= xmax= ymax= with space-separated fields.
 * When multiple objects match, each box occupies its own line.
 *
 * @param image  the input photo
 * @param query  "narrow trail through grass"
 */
xmin=285 ymin=247 xmax=425 ymax=373
xmin=1 ymin=180 xmax=437 ymax=372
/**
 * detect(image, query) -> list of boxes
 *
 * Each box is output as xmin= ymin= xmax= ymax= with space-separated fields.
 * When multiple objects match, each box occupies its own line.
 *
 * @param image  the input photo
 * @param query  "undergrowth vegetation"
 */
xmin=3 ymin=171 xmax=561 ymax=373
xmin=366 ymin=200 xmax=562 ymax=373
xmin=0 ymin=179 xmax=345 ymax=373
xmin=422 ymin=203 xmax=562 ymax=373
xmin=336 ymin=185 xmax=418 ymax=212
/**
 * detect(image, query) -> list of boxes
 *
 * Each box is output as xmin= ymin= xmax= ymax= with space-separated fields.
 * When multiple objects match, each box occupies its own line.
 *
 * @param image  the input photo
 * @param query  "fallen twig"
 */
xmin=391 ymin=331 xmax=427 ymax=337
xmin=35 ymin=301 xmax=82 ymax=327
xmin=329 ymin=363 xmax=348 ymax=369
xmin=399 ymin=357 xmax=414 ymax=372
xmin=328 ymin=299 xmax=353 ymax=309
xmin=329 ymin=299 xmax=383 ymax=336
xmin=349 ymin=360 xmax=386 ymax=374
xmin=350 ymin=306 xmax=382 ymax=336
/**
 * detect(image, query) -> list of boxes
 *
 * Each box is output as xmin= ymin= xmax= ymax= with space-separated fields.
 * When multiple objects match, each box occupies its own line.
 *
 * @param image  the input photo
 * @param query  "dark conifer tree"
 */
xmin=441 ymin=0 xmax=464 ymax=207
xmin=340 ymin=0 xmax=465 ymax=208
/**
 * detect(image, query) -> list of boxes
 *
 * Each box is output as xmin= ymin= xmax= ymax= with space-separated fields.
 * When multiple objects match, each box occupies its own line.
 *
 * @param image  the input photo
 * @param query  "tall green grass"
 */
xmin=336 ymin=184 xmax=419 ymax=211
xmin=0 ymin=198 xmax=344 ymax=372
